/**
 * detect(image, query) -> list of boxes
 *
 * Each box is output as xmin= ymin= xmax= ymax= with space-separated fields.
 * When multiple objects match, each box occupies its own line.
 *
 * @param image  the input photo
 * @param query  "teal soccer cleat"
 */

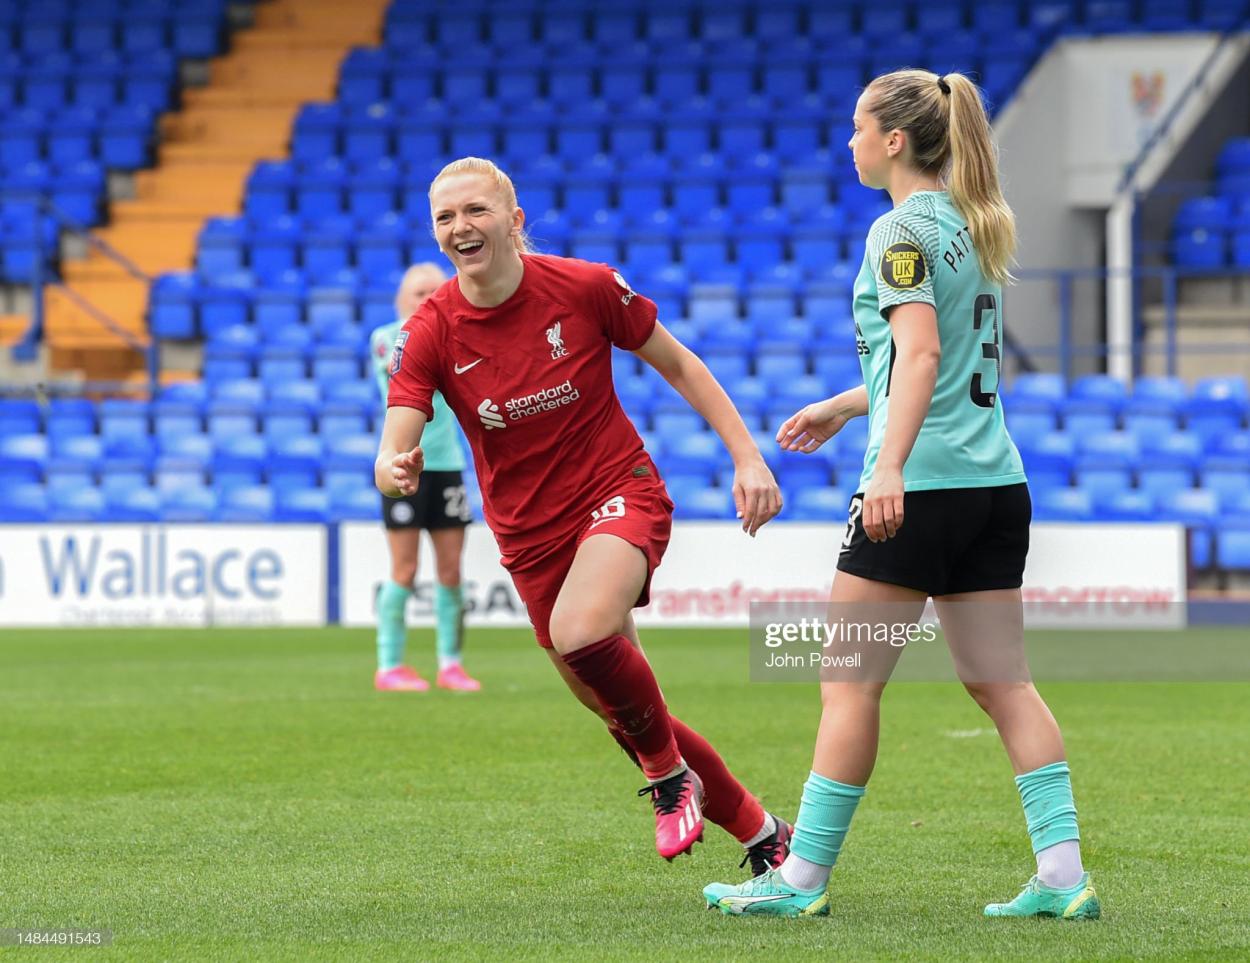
xmin=984 ymin=873 xmax=1101 ymax=920
xmin=703 ymin=868 xmax=829 ymax=917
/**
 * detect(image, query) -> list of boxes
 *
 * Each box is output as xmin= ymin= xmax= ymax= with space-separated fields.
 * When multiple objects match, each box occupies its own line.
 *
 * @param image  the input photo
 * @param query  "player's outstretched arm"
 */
xmin=776 ymin=385 xmax=869 ymax=453
xmin=375 ymin=406 xmax=429 ymax=498
xmin=634 ymin=322 xmax=781 ymax=537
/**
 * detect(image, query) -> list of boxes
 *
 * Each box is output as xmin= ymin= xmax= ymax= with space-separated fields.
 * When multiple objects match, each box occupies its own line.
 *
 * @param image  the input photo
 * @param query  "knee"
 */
xmin=963 ymin=680 xmax=1031 ymax=717
xmin=549 ymin=611 xmax=609 ymax=656
xmin=391 ymin=563 xmax=417 ymax=586
xmin=435 ymin=561 xmax=461 ymax=588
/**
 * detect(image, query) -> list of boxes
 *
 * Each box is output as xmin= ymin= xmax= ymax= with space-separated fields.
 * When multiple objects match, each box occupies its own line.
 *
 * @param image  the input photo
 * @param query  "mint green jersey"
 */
xmin=852 ymin=190 xmax=1025 ymax=492
xmin=369 ymin=320 xmax=466 ymax=472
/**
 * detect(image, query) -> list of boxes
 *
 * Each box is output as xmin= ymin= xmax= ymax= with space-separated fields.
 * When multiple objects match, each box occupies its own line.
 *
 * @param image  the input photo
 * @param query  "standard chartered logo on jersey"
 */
xmin=478 ymin=380 xmax=581 ymax=429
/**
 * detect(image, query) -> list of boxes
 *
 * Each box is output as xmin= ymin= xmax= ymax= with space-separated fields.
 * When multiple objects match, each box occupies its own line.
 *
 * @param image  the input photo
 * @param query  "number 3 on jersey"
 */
xmin=841 ymin=496 xmax=863 ymax=552
xmin=969 ymin=293 xmax=1001 ymax=409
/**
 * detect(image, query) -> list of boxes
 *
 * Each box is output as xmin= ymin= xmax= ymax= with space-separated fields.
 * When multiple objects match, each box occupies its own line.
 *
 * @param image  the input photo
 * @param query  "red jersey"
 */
xmin=388 ymin=254 xmax=662 ymax=546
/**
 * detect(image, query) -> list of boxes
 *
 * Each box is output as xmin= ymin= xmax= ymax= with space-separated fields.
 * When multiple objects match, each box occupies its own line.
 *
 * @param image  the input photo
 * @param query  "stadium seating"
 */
xmin=0 ymin=0 xmax=235 ymax=283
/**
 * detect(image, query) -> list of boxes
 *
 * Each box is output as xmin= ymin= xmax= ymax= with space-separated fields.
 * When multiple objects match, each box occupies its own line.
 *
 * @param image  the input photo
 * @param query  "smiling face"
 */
xmin=429 ymin=172 xmax=524 ymax=285
xmin=849 ymin=94 xmax=896 ymax=190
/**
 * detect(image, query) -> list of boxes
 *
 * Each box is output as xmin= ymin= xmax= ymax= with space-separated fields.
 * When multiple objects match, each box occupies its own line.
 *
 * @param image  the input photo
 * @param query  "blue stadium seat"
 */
xmin=662 ymin=431 xmax=724 ymax=476
xmin=103 ymin=485 xmax=162 ymax=522
xmin=1172 ymin=227 xmax=1226 ymax=268
xmin=207 ymin=401 xmax=259 ymax=441
xmin=1199 ymin=462 xmax=1250 ymax=508
xmin=1094 ymin=489 xmax=1154 ymax=522
xmin=652 ymin=404 xmax=706 ymax=440
xmin=262 ymin=400 xmax=315 ymax=441
xmin=1035 ymin=487 xmax=1094 ymax=521
xmin=1017 ymin=431 xmax=1074 ymax=487
xmin=1062 ymin=399 xmax=1117 ymax=436
xmin=1157 ymin=487 xmax=1220 ymax=527
xmin=338 ymin=47 xmax=388 ymax=105
xmin=1137 ymin=466 xmax=1194 ymax=501
xmin=1139 ymin=431 xmax=1202 ymax=469
xmin=98 ymin=399 xmax=149 ymax=440
xmin=212 ymin=378 xmax=265 ymax=408
xmin=152 ymin=399 xmax=202 ymax=438
xmin=49 ymin=486 xmax=105 ymax=523
xmin=786 ymin=485 xmax=849 ymax=521
xmin=215 ymin=485 xmax=273 ymax=520
xmin=328 ymin=485 xmax=378 ymax=521
xmin=246 ymin=161 xmax=294 ymax=220
xmin=673 ymin=484 xmax=736 ymax=520
xmin=1216 ymin=521 xmax=1250 ymax=570
xmin=154 ymin=455 xmax=208 ymax=495
xmin=0 ymin=398 xmax=42 ymax=436
xmin=275 ymin=488 xmax=329 ymax=522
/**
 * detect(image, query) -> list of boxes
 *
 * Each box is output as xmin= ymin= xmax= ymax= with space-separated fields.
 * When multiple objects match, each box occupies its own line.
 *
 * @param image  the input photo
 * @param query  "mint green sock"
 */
xmin=1016 ymin=760 xmax=1080 ymax=854
xmin=376 ymin=580 xmax=411 ymax=671
xmin=435 ymin=583 xmax=464 ymax=670
xmin=789 ymin=771 xmax=866 ymax=868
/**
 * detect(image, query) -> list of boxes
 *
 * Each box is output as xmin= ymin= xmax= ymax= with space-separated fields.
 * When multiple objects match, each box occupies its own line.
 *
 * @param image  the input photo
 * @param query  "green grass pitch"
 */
xmin=1 ymin=627 xmax=1248 ymax=961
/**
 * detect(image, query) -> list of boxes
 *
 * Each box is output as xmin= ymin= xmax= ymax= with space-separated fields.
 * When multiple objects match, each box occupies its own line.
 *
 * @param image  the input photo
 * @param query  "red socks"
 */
xmin=669 ymin=717 xmax=766 ymax=843
xmin=608 ymin=716 xmax=766 ymax=844
xmin=561 ymin=635 xmax=681 ymax=780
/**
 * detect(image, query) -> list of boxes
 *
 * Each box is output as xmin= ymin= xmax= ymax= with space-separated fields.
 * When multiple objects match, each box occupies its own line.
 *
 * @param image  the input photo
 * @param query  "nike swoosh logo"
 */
xmin=720 ymin=893 xmax=798 ymax=906
xmin=454 ymin=359 xmax=483 ymax=374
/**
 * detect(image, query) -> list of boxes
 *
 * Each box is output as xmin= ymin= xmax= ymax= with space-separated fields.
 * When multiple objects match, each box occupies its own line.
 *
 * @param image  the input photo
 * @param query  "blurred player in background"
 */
xmin=369 ymin=262 xmax=480 ymax=693
xmin=704 ymin=71 xmax=1099 ymax=919
xmin=377 ymin=157 xmax=792 ymax=871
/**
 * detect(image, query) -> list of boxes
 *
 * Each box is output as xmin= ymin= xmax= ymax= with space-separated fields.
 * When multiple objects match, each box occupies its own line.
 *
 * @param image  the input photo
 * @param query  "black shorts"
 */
xmin=381 ymin=470 xmax=471 ymax=531
xmin=836 ymin=483 xmax=1031 ymax=596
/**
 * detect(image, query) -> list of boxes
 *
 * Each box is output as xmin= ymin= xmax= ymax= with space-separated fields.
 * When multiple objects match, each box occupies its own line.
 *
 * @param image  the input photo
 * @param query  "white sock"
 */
xmin=742 ymin=812 xmax=777 ymax=849
xmin=1036 ymin=839 xmax=1084 ymax=889
xmin=437 ymin=655 xmax=461 ymax=671
xmin=648 ymin=761 xmax=688 ymax=785
xmin=779 ymin=852 xmax=832 ymax=892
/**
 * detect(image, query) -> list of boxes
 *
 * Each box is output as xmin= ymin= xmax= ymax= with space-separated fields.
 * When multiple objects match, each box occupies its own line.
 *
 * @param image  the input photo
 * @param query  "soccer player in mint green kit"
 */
xmin=370 ymin=262 xmax=480 ymax=692
xmin=704 ymin=69 xmax=1099 ymax=920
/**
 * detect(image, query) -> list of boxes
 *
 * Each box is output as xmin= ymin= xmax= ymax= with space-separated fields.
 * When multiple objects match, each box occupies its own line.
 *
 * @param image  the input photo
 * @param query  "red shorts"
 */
xmin=499 ymin=482 xmax=673 ymax=649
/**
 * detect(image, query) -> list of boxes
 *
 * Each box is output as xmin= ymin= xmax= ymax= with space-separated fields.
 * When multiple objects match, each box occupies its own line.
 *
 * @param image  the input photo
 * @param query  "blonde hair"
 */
xmin=393 ymin=261 xmax=446 ymax=315
xmin=864 ymin=69 xmax=1016 ymax=284
xmin=428 ymin=156 xmax=534 ymax=254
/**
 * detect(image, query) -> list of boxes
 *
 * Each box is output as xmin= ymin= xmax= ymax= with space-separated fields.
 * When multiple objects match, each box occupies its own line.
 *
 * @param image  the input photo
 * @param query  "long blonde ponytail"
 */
xmin=943 ymin=74 xmax=1016 ymax=284
xmin=864 ymin=70 xmax=1017 ymax=284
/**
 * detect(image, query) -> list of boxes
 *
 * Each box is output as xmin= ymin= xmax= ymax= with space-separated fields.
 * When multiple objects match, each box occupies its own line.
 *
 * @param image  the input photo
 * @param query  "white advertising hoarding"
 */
xmin=0 ymin=525 xmax=326 ymax=627
xmin=337 ymin=522 xmax=524 ymax=629
xmin=337 ymin=521 xmax=1186 ymax=631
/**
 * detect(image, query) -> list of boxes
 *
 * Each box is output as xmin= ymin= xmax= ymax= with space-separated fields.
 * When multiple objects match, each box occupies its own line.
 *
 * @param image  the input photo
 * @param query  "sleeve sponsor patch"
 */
xmin=612 ymin=270 xmax=636 ymax=306
xmin=880 ymin=241 xmax=927 ymax=291
xmin=388 ymin=329 xmax=410 ymax=376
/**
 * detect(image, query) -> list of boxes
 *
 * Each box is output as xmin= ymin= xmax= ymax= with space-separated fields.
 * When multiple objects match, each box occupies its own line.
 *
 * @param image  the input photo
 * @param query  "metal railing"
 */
xmin=3 ymin=191 xmax=159 ymax=393
xmin=1014 ymin=265 xmax=1250 ymax=380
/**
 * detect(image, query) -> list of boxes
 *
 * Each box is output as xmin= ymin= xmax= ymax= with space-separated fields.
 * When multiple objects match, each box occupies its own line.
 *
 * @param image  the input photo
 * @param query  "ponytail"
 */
xmin=864 ymin=70 xmax=1017 ymax=284
xmin=943 ymin=74 xmax=1016 ymax=284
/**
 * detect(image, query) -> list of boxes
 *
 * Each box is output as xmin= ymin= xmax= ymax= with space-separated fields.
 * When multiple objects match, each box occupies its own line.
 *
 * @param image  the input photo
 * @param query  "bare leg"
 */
xmin=934 ymin=588 xmax=1066 ymax=774
xmin=811 ymin=571 xmax=927 ymax=785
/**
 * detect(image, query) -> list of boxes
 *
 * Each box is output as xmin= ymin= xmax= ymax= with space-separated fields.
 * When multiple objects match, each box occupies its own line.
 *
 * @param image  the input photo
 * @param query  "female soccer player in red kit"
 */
xmin=376 ymin=157 xmax=789 ymax=869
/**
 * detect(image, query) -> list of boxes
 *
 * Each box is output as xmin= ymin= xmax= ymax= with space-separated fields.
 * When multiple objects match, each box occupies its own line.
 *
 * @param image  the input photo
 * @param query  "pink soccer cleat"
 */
xmin=436 ymin=664 xmax=482 ymax=691
xmin=741 ymin=816 xmax=794 ymax=877
xmin=640 ymin=767 xmax=705 ymax=861
xmin=374 ymin=666 xmax=430 ymax=692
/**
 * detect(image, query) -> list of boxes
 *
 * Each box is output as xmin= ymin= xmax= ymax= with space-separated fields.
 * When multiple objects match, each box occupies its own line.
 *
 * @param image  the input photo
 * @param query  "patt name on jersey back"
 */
xmin=943 ymin=225 xmax=974 ymax=274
